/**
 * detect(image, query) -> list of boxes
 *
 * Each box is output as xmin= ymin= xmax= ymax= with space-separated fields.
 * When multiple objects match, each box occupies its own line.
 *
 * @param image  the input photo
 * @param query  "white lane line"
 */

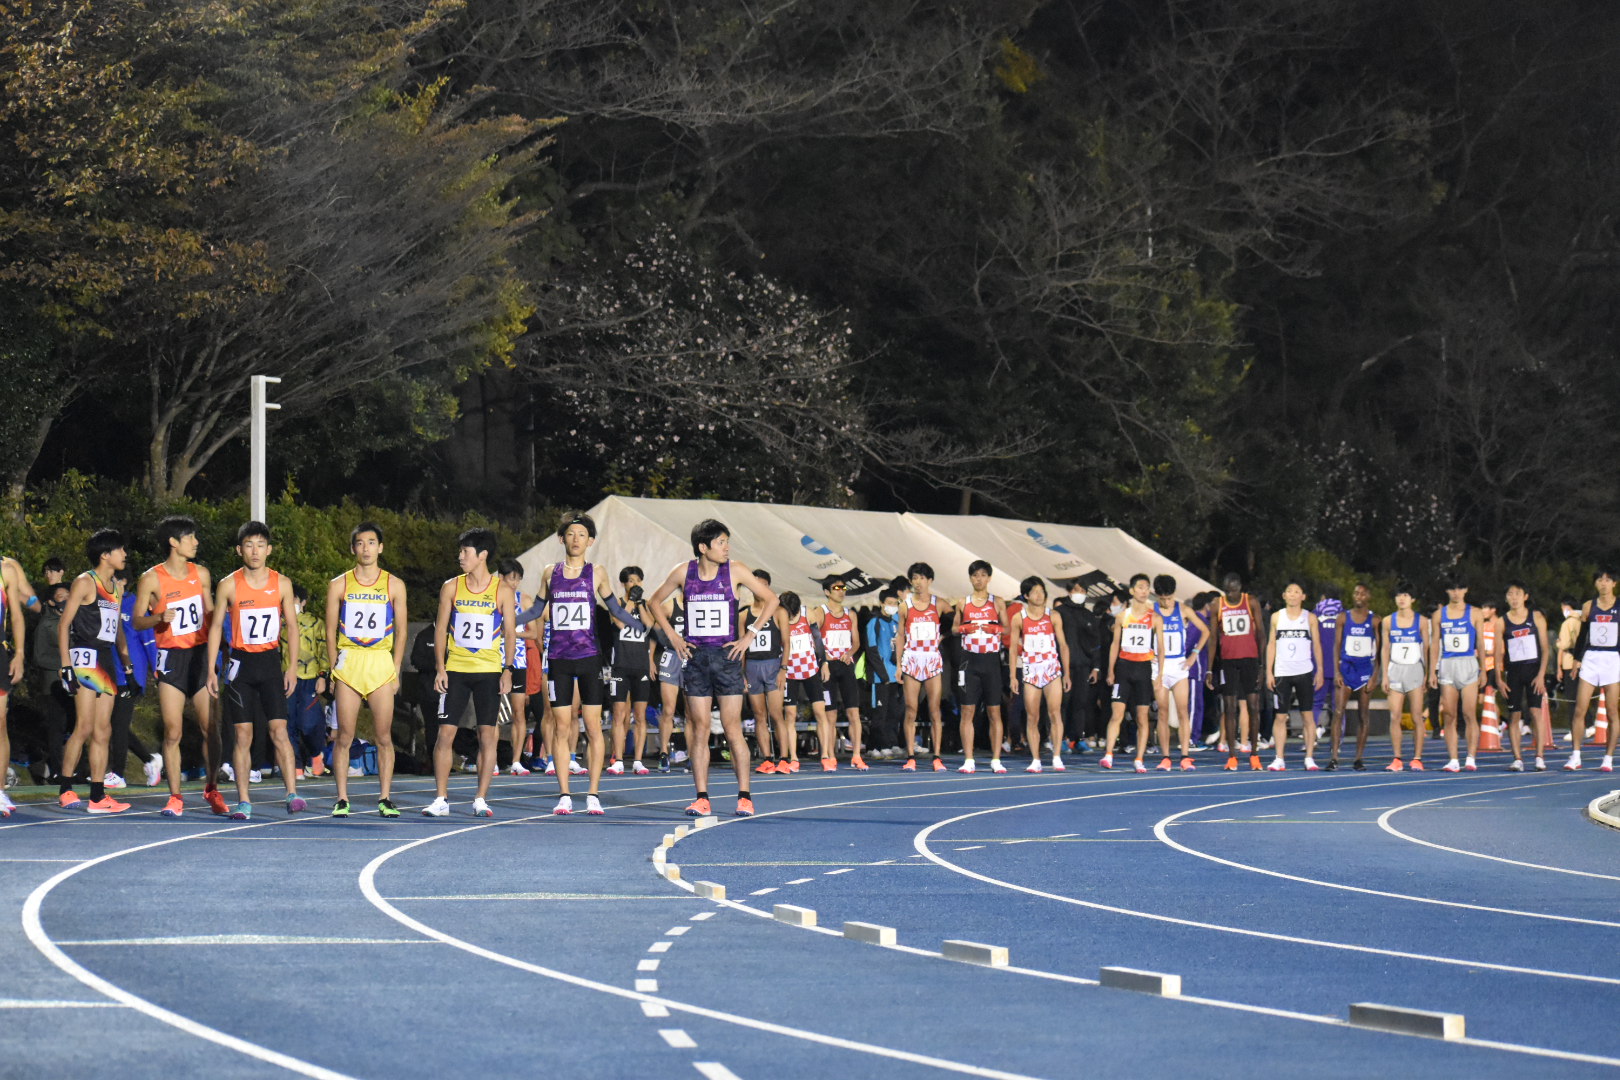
xmin=954 ymin=846 xmax=984 ymax=851
xmin=690 ymin=912 xmax=716 ymax=921
xmin=636 ymin=979 xmax=659 ymax=992
xmin=749 ymin=888 xmax=778 ymax=896
xmin=694 ymin=1063 xmax=745 ymax=1080
xmin=1050 ymin=833 xmax=1078 ymax=838
xmin=0 ymin=858 xmax=87 ymax=862
xmin=660 ymin=1029 xmax=698 ymax=1049
xmin=385 ymin=893 xmax=692 ymax=901
xmin=57 ymin=935 xmax=427 ymax=947
xmin=871 ymin=859 xmax=895 ymax=865
xmin=667 ymin=926 xmax=691 ymax=936
xmin=1156 ymin=785 xmax=1620 ymax=930
xmin=1255 ymin=814 xmax=1283 ymax=818
xmin=1379 ymin=782 xmax=1620 ymax=881
xmin=0 ymin=998 xmax=127 ymax=1009
xmin=642 ymin=1002 xmax=670 ymax=1018
xmin=1099 ymin=828 xmax=1128 ymax=833
xmin=825 ymin=868 xmax=854 ymax=875
xmin=785 ymin=878 xmax=815 ymax=885
xmin=1307 ymin=810 xmax=1337 ymax=815
xmin=637 ymin=959 xmax=661 ymax=971
xmin=649 ymin=941 xmax=673 ymax=953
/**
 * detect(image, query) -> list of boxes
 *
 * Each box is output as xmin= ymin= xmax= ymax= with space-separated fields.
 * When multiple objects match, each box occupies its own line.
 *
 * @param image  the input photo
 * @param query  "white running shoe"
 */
xmin=1303 ymin=758 xmax=1318 ymax=772
xmin=422 ymin=797 xmax=450 ymax=817
xmin=544 ymin=758 xmax=557 ymax=776
xmin=606 ymin=760 xmax=625 ymax=775
xmin=1026 ymin=761 xmax=1042 ymax=773
xmin=1563 ymin=754 xmax=1582 ymax=771
xmin=568 ymin=758 xmax=587 ymax=775
xmin=0 ymin=790 xmax=15 ymax=817
xmin=1534 ymin=757 xmax=1547 ymax=771
xmin=509 ymin=761 xmax=531 ymax=776
xmin=348 ymin=766 xmax=363 ymax=777
xmin=553 ymin=795 xmax=573 ymax=816
xmin=586 ymin=794 xmax=604 ymax=815
xmin=1267 ymin=759 xmax=1286 ymax=771
xmin=1442 ymin=760 xmax=1461 ymax=773
xmin=103 ymin=772 xmax=126 ymax=790
xmin=1508 ymin=759 xmax=1524 ymax=772
xmin=1204 ymin=730 xmax=1222 ymax=746
xmin=958 ymin=760 xmax=977 ymax=774
xmin=1463 ymin=757 xmax=1476 ymax=771
xmin=143 ymin=754 xmax=163 ymax=787
xmin=249 ymin=770 xmax=263 ymax=784
xmin=1051 ymin=756 xmax=1065 ymax=772
xmin=221 ymin=763 xmax=236 ymax=783
xmin=671 ymin=750 xmax=689 ymax=766
xmin=472 ymin=798 xmax=493 ymax=818
xmin=1602 ymin=756 xmax=1614 ymax=773
xmin=989 ymin=760 xmax=1007 ymax=774
xmin=632 ymin=761 xmax=650 ymax=775
xmin=1238 ymin=741 xmax=1252 ymax=754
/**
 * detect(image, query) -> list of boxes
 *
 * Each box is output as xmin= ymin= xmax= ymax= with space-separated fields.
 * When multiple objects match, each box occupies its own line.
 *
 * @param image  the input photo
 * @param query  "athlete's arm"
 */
xmin=1533 ymin=611 xmax=1550 ymax=693
xmin=1106 ymin=611 xmax=1122 ymax=684
xmin=1188 ymin=610 xmax=1212 ymax=670
xmin=280 ymin=577 xmax=300 ymax=697
xmin=893 ymin=608 xmax=906 ymax=677
xmin=432 ymin=578 xmax=456 ymax=694
xmin=3 ymin=562 xmax=23 ymax=682
xmin=1265 ymin=611 xmax=1279 ymax=690
xmin=1052 ymin=610 xmax=1073 ymax=692
xmin=131 ymin=570 xmax=167 ymax=630
xmin=1308 ymin=612 xmax=1323 ymax=690
xmin=205 ymin=575 xmax=234 ymax=696
xmin=1428 ymin=609 xmax=1443 ymax=689
xmin=390 ymin=574 xmax=409 ymax=686
xmin=1006 ymin=614 xmax=1022 ymax=693
xmin=729 ymin=562 xmax=777 ymax=661
xmin=1473 ymin=608 xmax=1485 ymax=676
xmin=497 ymin=582 xmax=516 ymax=696
xmin=324 ymin=575 xmax=344 ymax=678
xmin=646 ymin=562 xmax=690 ymax=659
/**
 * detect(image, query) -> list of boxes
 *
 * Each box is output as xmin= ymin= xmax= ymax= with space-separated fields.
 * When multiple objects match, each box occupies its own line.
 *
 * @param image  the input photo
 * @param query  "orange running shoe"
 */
xmin=1156 ymin=758 xmax=1173 ymax=772
xmin=1249 ymin=754 xmax=1263 ymax=771
xmin=1224 ymin=756 xmax=1238 ymax=771
xmin=86 ymin=796 xmax=131 ymax=814
xmin=786 ymin=760 xmax=800 ymax=773
xmin=684 ymin=797 xmax=711 ymax=816
xmin=901 ymin=758 xmax=917 ymax=771
xmin=1409 ymin=759 xmax=1425 ymax=771
xmin=58 ymin=790 xmax=82 ymax=808
xmin=309 ymin=756 xmax=326 ymax=777
xmin=932 ymin=757 xmax=946 ymax=771
xmin=1180 ymin=757 xmax=1195 ymax=771
xmin=160 ymin=795 xmax=184 ymax=818
xmin=1385 ymin=759 xmax=1404 ymax=772
xmin=851 ymin=756 xmax=869 ymax=771
xmin=203 ymin=785 xmax=229 ymax=815
xmin=735 ymin=796 xmax=755 ymax=817
xmin=821 ymin=757 xmax=837 ymax=772
xmin=754 ymin=760 xmax=777 ymax=774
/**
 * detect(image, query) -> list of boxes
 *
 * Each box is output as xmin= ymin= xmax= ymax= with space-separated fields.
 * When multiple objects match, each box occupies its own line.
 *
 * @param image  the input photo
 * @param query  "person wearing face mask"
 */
xmin=1052 ymin=579 xmax=1102 ymax=754
xmin=29 ymin=582 xmax=73 ymax=782
xmin=864 ymin=588 xmax=903 ymax=757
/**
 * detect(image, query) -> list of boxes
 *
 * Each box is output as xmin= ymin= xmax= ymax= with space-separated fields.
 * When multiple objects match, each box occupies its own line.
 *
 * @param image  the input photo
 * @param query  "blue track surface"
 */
xmin=2 ymin=743 xmax=1617 ymax=1079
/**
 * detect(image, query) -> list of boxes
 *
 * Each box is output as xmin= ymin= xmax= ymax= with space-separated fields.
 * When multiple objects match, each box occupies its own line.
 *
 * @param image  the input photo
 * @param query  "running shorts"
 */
xmin=155 ymin=644 xmax=208 ymax=696
xmin=744 ymin=657 xmax=783 ymax=696
xmin=1438 ymin=656 xmax=1481 ymax=689
xmin=1022 ymin=659 xmax=1061 ymax=690
xmin=956 ymin=651 xmax=1002 ymax=709
xmin=786 ymin=673 xmax=828 ymax=708
xmin=439 ymin=669 xmax=501 ymax=727
xmin=1159 ymin=655 xmax=1190 ymax=689
xmin=67 ymin=643 xmax=118 ymax=697
xmin=1111 ymin=658 xmax=1154 ymax=711
xmin=222 ymin=649 xmax=287 ymax=725
xmin=1218 ymin=657 xmax=1259 ymax=697
xmin=1338 ymin=658 xmax=1373 ymax=693
xmin=334 ymin=648 xmax=396 ymax=698
xmin=901 ymin=649 xmax=943 ymax=681
xmin=1579 ymin=651 xmax=1620 ymax=688
xmin=0 ymin=647 xmax=9 ymax=695
xmin=657 ymin=648 xmax=684 ymax=687
xmin=1385 ymin=662 xmax=1425 ymax=694
xmin=682 ymin=645 xmax=744 ymax=699
xmin=549 ymin=654 xmax=605 ymax=709
xmin=1504 ymin=661 xmax=1544 ymax=714
xmin=825 ymin=659 xmax=860 ymax=712
xmin=1272 ymin=671 xmax=1313 ymax=712
xmin=611 ymin=665 xmax=653 ymax=704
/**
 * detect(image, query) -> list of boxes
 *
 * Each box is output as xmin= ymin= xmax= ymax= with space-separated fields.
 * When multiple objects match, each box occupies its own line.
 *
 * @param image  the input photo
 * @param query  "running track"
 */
xmin=2 ymin=746 xmax=1617 ymax=1079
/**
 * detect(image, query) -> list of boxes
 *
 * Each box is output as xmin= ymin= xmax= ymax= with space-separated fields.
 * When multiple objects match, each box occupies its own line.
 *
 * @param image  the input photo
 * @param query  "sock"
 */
xmin=696 ymin=790 xmax=708 ymax=801
xmin=59 ymin=779 xmax=73 ymax=794
xmin=90 ymin=780 xmax=105 ymax=801
xmin=738 ymin=790 xmax=750 ymax=800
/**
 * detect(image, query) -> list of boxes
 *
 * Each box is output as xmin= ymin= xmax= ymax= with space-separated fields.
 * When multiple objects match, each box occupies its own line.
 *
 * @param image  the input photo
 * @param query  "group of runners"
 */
xmin=3 ymin=514 xmax=1615 ymax=821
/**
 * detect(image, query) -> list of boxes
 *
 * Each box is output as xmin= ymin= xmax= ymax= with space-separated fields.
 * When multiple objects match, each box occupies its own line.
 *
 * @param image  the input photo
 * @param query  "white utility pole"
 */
xmin=249 ymin=375 xmax=282 ymax=523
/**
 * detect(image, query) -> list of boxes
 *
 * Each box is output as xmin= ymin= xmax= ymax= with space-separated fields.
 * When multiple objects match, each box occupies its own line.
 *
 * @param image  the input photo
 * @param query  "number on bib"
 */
xmin=1162 ymin=630 xmax=1184 ymax=657
xmin=908 ymin=619 xmax=938 ymax=645
xmin=1390 ymin=641 xmax=1421 ymax=666
xmin=1507 ymin=632 xmax=1536 ymax=663
xmin=1344 ymin=635 xmax=1374 ymax=658
xmin=687 ymin=599 xmax=731 ymax=636
xmin=97 ymin=605 xmax=119 ymax=642
xmin=620 ymin=624 xmax=647 ymax=643
xmin=1443 ymin=632 xmax=1469 ymax=653
xmin=453 ymin=613 xmax=494 ymax=649
xmin=1025 ymin=633 xmax=1055 ymax=657
xmin=752 ymin=628 xmax=773 ymax=652
xmin=69 ymin=647 xmax=96 ymax=669
xmin=553 ymin=600 xmax=590 ymax=631
xmin=167 ymin=595 xmax=204 ymax=635
xmin=1222 ymin=611 xmax=1250 ymax=636
xmin=240 ymin=609 xmax=279 ymax=646
xmin=1591 ymin=621 xmax=1618 ymax=648
xmin=825 ymin=629 xmax=852 ymax=652
xmin=790 ymin=632 xmax=813 ymax=657
xmin=343 ymin=601 xmax=388 ymax=638
xmin=1121 ymin=625 xmax=1152 ymax=653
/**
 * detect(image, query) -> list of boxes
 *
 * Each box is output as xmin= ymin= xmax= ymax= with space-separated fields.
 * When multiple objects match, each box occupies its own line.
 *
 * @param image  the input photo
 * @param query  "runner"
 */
xmin=1265 ymin=580 xmax=1324 ymax=771
xmin=1499 ymin=581 xmax=1549 ymax=772
xmin=893 ymin=562 xmax=947 ymax=771
xmin=426 ymin=528 xmax=517 ymax=818
xmin=0 ymin=555 xmax=23 ymax=817
xmin=779 ymin=592 xmax=835 ymax=769
xmin=608 ymin=567 xmax=656 ymax=776
xmin=740 ymin=569 xmax=789 ymax=774
xmin=817 ymin=575 xmax=866 ymax=770
xmin=57 ymin=529 xmax=134 ymax=813
xmin=1153 ymin=575 xmax=1210 ymax=772
xmin=324 ymin=522 xmax=408 ymax=818
xmin=1328 ymin=583 xmax=1378 ymax=771
xmin=647 ymin=518 xmax=778 ymax=816
xmin=1565 ymin=568 xmax=1620 ymax=772
xmin=1101 ymin=573 xmax=1157 ymax=773
xmin=204 ymin=522 xmax=305 ymax=819
xmin=652 ymin=595 xmax=687 ymax=772
xmin=1209 ymin=573 xmax=1265 ymax=771
xmin=1008 ymin=577 xmax=1072 ymax=773
xmin=496 ymin=559 xmax=533 ymax=777
xmin=953 ymin=560 xmax=1006 ymax=774
xmin=530 ymin=514 xmax=623 ymax=815
xmin=1380 ymin=583 xmax=1429 ymax=771
xmin=1428 ymin=580 xmax=1484 ymax=772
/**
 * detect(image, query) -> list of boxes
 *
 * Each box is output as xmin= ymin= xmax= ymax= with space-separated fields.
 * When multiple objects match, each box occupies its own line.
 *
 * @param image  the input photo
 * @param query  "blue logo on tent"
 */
xmin=801 ymin=535 xmax=835 ymax=556
xmin=1026 ymin=527 xmax=1071 ymax=555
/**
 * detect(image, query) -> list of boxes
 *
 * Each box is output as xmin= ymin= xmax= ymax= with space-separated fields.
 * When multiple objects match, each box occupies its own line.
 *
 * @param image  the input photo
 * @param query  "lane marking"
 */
xmin=691 ymin=912 xmax=716 ymax=921
xmin=954 ymin=846 xmax=984 ymax=851
xmin=825 ymin=868 xmax=854 ymax=876
xmin=636 ymin=979 xmax=659 ymax=992
xmin=1099 ymin=828 xmax=1128 ymax=833
xmin=693 ymin=1064 xmax=744 ymax=1080
xmin=638 ymin=959 xmax=661 ymax=971
xmin=660 ymin=1029 xmax=698 ymax=1048
xmin=785 ymin=878 xmax=815 ymax=885
xmin=749 ymin=888 xmax=778 ymax=896
xmin=1378 ymin=783 xmax=1620 ymax=881
xmin=667 ymin=926 xmax=691 ymax=936
xmin=649 ymin=941 xmax=673 ymax=953
xmin=0 ymin=858 xmax=87 ymax=863
xmin=386 ymin=893 xmax=693 ymax=901
xmin=56 ymin=935 xmax=427 ymax=947
xmin=642 ymin=1002 xmax=670 ymax=1018
xmin=0 ymin=998 xmax=126 ymax=1009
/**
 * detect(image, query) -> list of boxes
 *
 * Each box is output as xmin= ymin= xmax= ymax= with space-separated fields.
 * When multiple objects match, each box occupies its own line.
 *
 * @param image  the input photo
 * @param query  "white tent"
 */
xmin=517 ymin=496 xmax=1211 ymax=603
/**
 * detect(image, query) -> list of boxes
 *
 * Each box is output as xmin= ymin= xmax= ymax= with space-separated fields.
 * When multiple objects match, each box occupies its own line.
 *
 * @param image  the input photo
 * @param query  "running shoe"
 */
xmin=0 ymin=791 xmax=14 ymax=818
xmin=1352 ymin=759 xmax=1366 ymax=771
xmin=249 ymin=770 xmax=263 ymax=784
xmin=1249 ymin=755 xmax=1263 ymax=771
xmin=86 ymin=795 xmax=130 ymax=814
xmin=1563 ymin=755 xmax=1582 ymax=771
xmin=658 ymin=754 xmax=670 ymax=773
xmin=632 ymin=761 xmax=651 ymax=775
xmin=473 ymin=798 xmax=493 ymax=818
xmin=1601 ymin=757 xmax=1615 ymax=773
xmin=545 ymin=758 xmax=558 ymax=776
xmin=685 ymin=797 xmax=710 ymax=816
xmin=990 ymin=760 xmax=1007 ymax=774
xmin=1324 ymin=759 xmax=1338 ymax=771
xmin=585 ymin=794 xmax=604 ymax=816
xmin=671 ymin=750 xmax=689 ymax=766
xmin=1052 ymin=758 xmax=1067 ymax=772
xmin=1267 ymin=759 xmax=1286 ymax=771
xmin=1155 ymin=758 xmax=1171 ymax=772
xmin=784 ymin=760 xmax=800 ymax=773
xmin=160 ymin=795 xmax=184 ymax=818
xmin=204 ymin=786 xmax=229 ymax=815
xmin=1133 ymin=760 xmax=1147 ymax=773
xmin=851 ymin=756 xmax=869 ymax=771
xmin=1026 ymin=761 xmax=1042 ymax=774
xmin=932 ymin=757 xmax=946 ymax=772
xmin=58 ymin=790 xmax=82 ymax=808
xmin=1179 ymin=758 xmax=1194 ymax=771
xmin=755 ymin=760 xmax=777 ymax=774
xmin=1508 ymin=760 xmax=1524 ymax=772
xmin=735 ymin=796 xmax=754 ymax=817
xmin=1441 ymin=760 xmax=1461 ymax=773
xmin=378 ymin=799 xmax=400 ymax=818
xmin=1385 ymin=760 xmax=1403 ymax=772
xmin=1304 ymin=758 xmax=1319 ymax=772
xmin=294 ymin=769 xmax=305 ymax=781
xmin=1463 ymin=758 xmax=1476 ymax=772
xmin=901 ymin=758 xmax=917 ymax=772
xmin=331 ymin=799 xmax=350 ymax=818
xmin=958 ymin=761 xmax=977 ymax=774
xmin=309 ymin=756 xmax=327 ymax=777
xmin=103 ymin=773 xmax=126 ymax=791
xmin=1534 ymin=757 xmax=1547 ymax=771
xmin=221 ymin=763 xmax=236 ymax=783
xmin=422 ymin=796 xmax=449 ymax=817
xmin=229 ymin=801 xmax=252 ymax=820
xmin=568 ymin=758 xmax=588 ymax=775
xmin=553 ymin=795 xmax=573 ymax=816
xmin=510 ymin=761 xmax=532 ymax=776
xmin=821 ymin=758 xmax=837 ymax=772
xmin=1224 ymin=756 xmax=1238 ymax=771
xmin=606 ymin=760 xmax=625 ymax=776
xmin=143 ymin=754 xmax=163 ymax=787
xmin=1099 ymin=754 xmax=1113 ymax=770
xmin=285 ymin=793 xmax=307 ymax=814
xmin=1409 ymin=759 xmax=1425 ymax=771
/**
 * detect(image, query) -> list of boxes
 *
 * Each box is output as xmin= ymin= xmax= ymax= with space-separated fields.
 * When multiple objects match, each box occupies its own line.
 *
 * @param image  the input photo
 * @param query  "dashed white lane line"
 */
xmin=954 ymin=846 xmax=984 ymax=851
xmin=0 ymin=998 xmax=127 ymax=1009
xmin=1099 ymin=828 xmax=1128 ymax=833
xmin=637 ymin=959 xmax=661 ymax=971
xmin=691 ymin=912 xmax=716 ymax=921
xmin=57 ymin=935 xmax=427 ymax=947
xmin=642 ymin=1002 xmax=670 ymax=1018
xmin=667 ymin=926 xmax=691 ymax=936
xmin=660 ymin=1029 xmax=698 ymax=1048
xmin=693 ymin=1064 xmax=744 ymax=1080
xmin=785 ymin=878 xmax=815 ymax=885
xmin=636 ymin=980 xmax=659 ymax=992
xmin=750 ymin=888 xmax=778 ymax=896
xmin=649 ymin=941 xmax=673 ymax=953
xmin=1307 ymin=810 xmax=1337 ymax=815
xmin=825 ymin=868 xmax=854 ymax=875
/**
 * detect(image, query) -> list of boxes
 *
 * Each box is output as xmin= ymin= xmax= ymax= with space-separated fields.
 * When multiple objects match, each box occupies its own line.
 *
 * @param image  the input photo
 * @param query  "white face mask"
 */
xmin=1070 ymin=591 xmax=1085 ymax=602
xmin=1108 ymin=602 xmax=1124 ymax=617
xmin=883 ymin=604 xmax=898 ymax=617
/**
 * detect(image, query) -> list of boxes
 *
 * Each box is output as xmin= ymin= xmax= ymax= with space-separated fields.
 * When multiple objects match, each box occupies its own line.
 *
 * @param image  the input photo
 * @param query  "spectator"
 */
xmin=864 ymin=588 xmax=902 ymax=756
xmin=1053 ymin=579 xmax=1102 ymax=752
xmin=28 ymin=581 xmax=72 ymax=780
xmin=286 ymin=582 xmax=330 ymax=779
xmin=42 ymin=557 xmax=65 ymax=587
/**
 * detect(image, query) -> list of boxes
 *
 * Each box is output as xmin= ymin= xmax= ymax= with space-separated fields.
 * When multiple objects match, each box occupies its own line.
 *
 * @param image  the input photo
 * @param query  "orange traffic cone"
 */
xmin=1591 ymin=695 xmax=1611 ymax=747
xmin=1478 ymin=684 xmax=1502 ymax=751
xmin=1538 ymin=699 xmax=1557 ymax=752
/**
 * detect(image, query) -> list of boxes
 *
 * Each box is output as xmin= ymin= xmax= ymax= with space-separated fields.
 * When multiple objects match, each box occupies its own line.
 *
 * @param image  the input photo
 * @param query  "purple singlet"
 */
xmin=548 ymin=562 xmax=599 ymax=660
xmin=682 ymin=559 xmax=734 ymax=647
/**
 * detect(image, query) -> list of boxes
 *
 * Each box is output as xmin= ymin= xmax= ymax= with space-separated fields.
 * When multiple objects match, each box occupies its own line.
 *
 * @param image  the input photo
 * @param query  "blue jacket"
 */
xmin=119 ymin=591 xmax=159 ymax=689
xmin=864 ymin=610 xmax=899 ymax=683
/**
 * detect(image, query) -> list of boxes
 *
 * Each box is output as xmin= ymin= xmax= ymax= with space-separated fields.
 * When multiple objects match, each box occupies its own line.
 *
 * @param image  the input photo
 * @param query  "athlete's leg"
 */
xmin=1104 ymin=700 xmax=1127 ymax=758
xmin=509 ymin=692 xmax=527 ymax=771
xmin=1606 ymin=682 xmax=1620 ymax=761
xmin=1022 ymin=685 xmax=1042 ymax=765
xmin=815 ymin=697 xmax=835 ymax=763
xmin=432 ymin=723 xmax=456 ymax=798
xmin=659 ymin=682 xmax=679 ymax=758
xmin=747 ymin=692 xmax=773 ymax=761
xmin=632 ymin=700 xmax=650 ymax=766
xmin=232 ymin=722 xmax=255 ymax=803
xmin=1459 ymin=681 xmax=1480 ymax=762
xmin=475 ymin=721 xmax=499 ymax=800
xmin=925 ymin=675 xmax=944 ymax=760
xmin=1301 ymin=706 xmax=1316 ymax=762
xmin=1329 ymin=682 xmax=1348 ymax=764
xmin=1272 ymin=702 xmax=1289 ymax=762
xmin=365 ymin=683 xmax=397 ymax=801
xmin=267 ymin=717 xmax=300 ymax=797
xmin=1353 ymin=687 xmax=1371 ymax=761
xmin=985 ymin=704 xmax=1003 ymax=765
xmin=685 ymin=694 xmax=715 ymax=793
xmin=333 ymin=681 xmax=365 ymax=804
xmin=581 ymin=705 xmax=606 ymax=790
xmin=959 ymin=703 xmax=978 ymax=763
xmin=718 ymin=694 xmax=750 ymax=789
xmin=1132 ymin=704 xmax=1151 ymax=765
xmin=157 ymin=682 xmax=187 ymax=798
xmin=769 ymin=689 xmax=792 ymax=765
xmin=1387 ymin=687 xmax=1405 ymax=764
xmin=1439 ymin=684 xmax=1460 ymax=763
xmin=60 ymin=687 xmax=97 ymax=784
xmin=549 ymin=706 xmax=576 ymax=795
xmin=1171 ymin=678 xmax=1193 ymax=760
xmin=901 ymin=675 xmax=921 ymax=759
xmin=846 ymin=707 xmax=863 ymax=762
xmin=87 ymin=692 xmax=115 ymax=789
xmin=191 ymin=686 xmax=220 ymax=792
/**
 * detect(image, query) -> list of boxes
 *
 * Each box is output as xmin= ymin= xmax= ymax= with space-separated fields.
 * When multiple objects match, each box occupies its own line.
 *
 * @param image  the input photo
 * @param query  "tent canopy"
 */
xmin=517 ymin=497 xmax=1213 ymax=604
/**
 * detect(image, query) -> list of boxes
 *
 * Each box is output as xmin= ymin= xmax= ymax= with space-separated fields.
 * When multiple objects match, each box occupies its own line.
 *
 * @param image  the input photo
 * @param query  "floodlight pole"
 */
xmin=250 ymin=375 xmax=282 ymax=524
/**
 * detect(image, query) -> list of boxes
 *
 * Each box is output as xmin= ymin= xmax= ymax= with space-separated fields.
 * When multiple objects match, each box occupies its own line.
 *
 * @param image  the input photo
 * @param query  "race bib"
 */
xmin=166 ymin=595 xmax=204 ymax=636
xmin=790 ymin=631 xmax=813 ymax=656
xmin=687 ymin=599 xmax=731 ymax=637
xmin=1025 ymin=632 xmax=1055 ymax=657
xmin=752 ymin=627 xmax=773 ymax=652
xmin=1507 ymin=633 xmax=1536 ymax=663
xmin=620 ymin=623 xmax=647 ymax=643
xmin=1222 ymin=610 xmax=1250 ymax=636
xmin=1121 ymin=624 xmax=1152 ymax=653
xmin=69 ymin=647 xmax=96 ymax=669
xmin=343 ymin=601 xmax=388 ymax=638
xmin=1591 ymin=621 xmax=1618 ymax=648
xmin=1161 ymin=630 xmax=1184 ymax=657
xmin=1344 ymin=635 xmax=1374 ymax=658
xmin=825 ymin=629 xmax=852 ymax=652
xmin=1444 ymin=631 xmax=1469 ymax=654
xmin=239 ymin=609 xmax=279 ymax=646
xmin=552 ymin=600 xmax=591 ymax=631
xmin=452 ymin=613 xmax=494 ymax=649
xmin=909 ymin=620 xmax=938 ymax=645
xmin=1390 ymin=641 xmax=1421 ymax=666
xmin=97 ymin=605 xmax=119 ymax=642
